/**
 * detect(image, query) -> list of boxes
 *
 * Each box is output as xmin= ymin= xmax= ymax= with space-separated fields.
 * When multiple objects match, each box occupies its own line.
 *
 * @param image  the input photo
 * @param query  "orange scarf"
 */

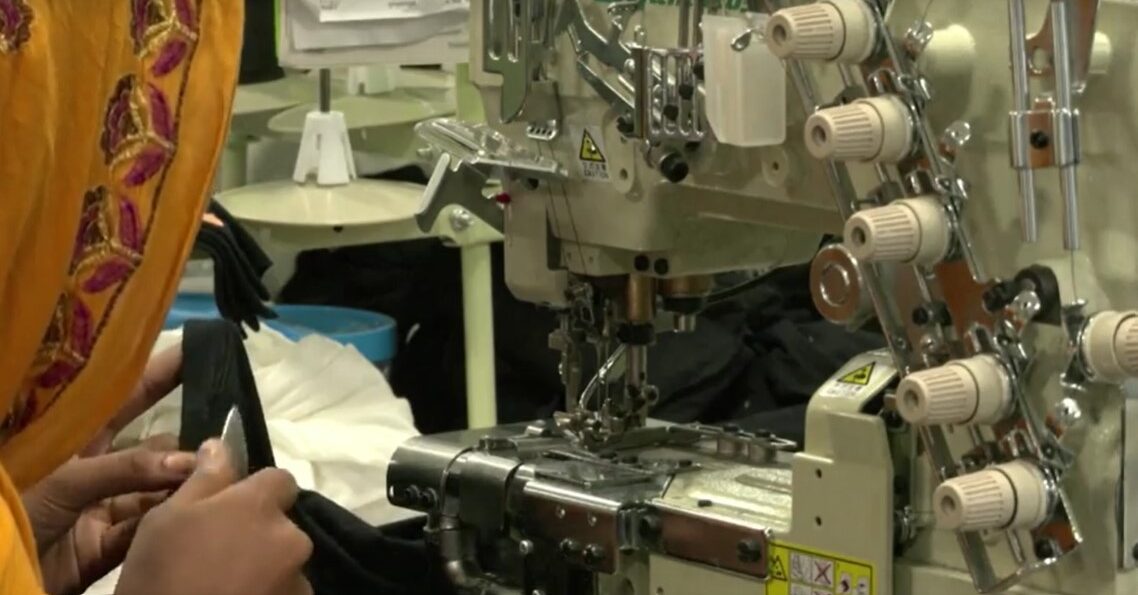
xmin=0 ymin=0 xmax=242 ymax=588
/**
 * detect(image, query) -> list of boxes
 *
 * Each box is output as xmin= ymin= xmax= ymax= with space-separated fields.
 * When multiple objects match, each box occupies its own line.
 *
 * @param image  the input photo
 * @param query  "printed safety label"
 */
xmin=765 ymin=542 xmax=874 ymax=595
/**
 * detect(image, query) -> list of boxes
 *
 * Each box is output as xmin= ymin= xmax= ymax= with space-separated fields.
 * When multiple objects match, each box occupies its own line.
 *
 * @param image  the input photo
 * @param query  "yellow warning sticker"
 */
xmin=576 ymin=126 xmax=610 ymax=181
xmin=766 ymin=542 xmax=875 ymax=595
xmin=837 ymin=362 xmax=875 ymax=386
xmin=580 ymin=130 xmax=606 ymax=162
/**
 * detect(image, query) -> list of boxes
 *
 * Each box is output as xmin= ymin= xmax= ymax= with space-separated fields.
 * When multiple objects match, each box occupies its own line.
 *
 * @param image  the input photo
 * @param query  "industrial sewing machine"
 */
xmin=387 ymin=1 xmax=1138 ymax=594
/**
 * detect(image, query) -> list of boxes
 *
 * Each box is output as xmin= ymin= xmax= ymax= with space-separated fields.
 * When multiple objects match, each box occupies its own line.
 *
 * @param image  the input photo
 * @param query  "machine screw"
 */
xmin=634 ymin=254 xmax=651 ymax=272
xmin=584 ymin=544 xmax=606 ymax=564
xmin=737 ymin=538 xmax=764 ymax=563
xmin=398 ymin=486 xmax=422 ymax=507
xmin=519 ymin=540 xmax=535 ymax=555
xmin=638 ymin=514 xmax=662 ymax=539
xmin=419 ymin=488 xmax=438 ymax=509
xmin=1033 ymin=538 xmax=1056 ymax=560
xmin=653 ymin=258 xmax=671 ymax=275
xmin=657 ymin=153 xmax=689 ymax=184
xmin=617 ymin=116 xmax=635 ymax=136
xmin=1029 ymin=130 xmax=1051 ymax=149
xmin=449 ymin=208 xmax=474 ymax=232
xmin=559 ymin=539 xmax=582 ymax=556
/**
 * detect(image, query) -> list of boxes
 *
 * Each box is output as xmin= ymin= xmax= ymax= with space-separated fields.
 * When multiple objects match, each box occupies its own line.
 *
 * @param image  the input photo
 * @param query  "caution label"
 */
xmin=818 ymin=359 xmax=889 ymax=400
xmin=575 ymin=127 xmax=610 ymax=181
xmin=767 ymin=542 xmax=874 ymax=595
xmin=838 ymin=362 xmax=875 ymax=386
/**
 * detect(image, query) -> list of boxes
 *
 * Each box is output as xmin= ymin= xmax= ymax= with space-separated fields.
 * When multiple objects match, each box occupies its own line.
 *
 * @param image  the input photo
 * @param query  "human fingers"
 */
xmin=167 ymin=440 xmax=236 ymax=505
xmin=107 ymin=491 xmax=169 ymax=526
xmin=91 ymin=517 xmax=144 ymax=583
xmin=228 ymin=468 xmax=300 ymax=512
xmin=39 ymin=447 xmax=194 ymax=512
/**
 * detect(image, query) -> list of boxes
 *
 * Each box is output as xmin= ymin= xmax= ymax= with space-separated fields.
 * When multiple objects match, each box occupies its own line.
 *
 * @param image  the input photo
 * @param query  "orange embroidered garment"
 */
xmin=0 ymin=0 xmax=242 ymax=589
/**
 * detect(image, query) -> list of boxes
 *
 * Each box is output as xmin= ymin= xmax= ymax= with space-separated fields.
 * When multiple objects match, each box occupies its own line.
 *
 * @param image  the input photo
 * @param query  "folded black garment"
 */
xmin=193 ymin=201 xmax=277 ymax=332
xmin=178 ymin=320 xmax=454 ymax=595
xmin=208 ymin=200 xmax=273 ymax=281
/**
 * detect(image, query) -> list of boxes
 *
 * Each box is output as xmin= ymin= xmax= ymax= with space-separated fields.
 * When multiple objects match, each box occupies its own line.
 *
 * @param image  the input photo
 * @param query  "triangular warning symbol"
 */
xmin=580 ymin=130 xmax=606 ymax=163
xmin=838 ymin=362 xmax=876 ymax=385
xmin=769 ymin=555 xmax=788 ymax=581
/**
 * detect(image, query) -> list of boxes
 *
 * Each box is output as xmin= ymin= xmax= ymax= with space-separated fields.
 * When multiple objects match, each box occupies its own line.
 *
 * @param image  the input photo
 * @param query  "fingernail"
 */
xmin=197 ymin=440 xmax=221 ymax=459
xmin=163 ymin=452 xmax=197 ymax=474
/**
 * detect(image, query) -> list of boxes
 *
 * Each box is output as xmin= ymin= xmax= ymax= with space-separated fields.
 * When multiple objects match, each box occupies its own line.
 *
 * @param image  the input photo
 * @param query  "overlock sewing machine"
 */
xmin=387 ymin=1 xmax=1138 ymax=593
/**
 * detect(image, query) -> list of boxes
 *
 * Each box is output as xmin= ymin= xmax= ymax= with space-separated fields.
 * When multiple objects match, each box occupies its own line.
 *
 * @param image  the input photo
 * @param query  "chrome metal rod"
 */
xmin=1051 ymin=0 xmax=1082 ymax=250
xmin=1008 ymin=0 xmax=1038 ymax=242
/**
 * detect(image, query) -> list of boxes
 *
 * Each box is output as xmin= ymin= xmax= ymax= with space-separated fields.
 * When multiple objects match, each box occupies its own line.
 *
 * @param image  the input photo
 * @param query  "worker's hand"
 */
xmin=24 ymin=344 xmax=190 ymax=594
xmin=25 ymin=435 xmax=196 ymax=595
xmin=114 ymin=439 xmax=313 ymax=595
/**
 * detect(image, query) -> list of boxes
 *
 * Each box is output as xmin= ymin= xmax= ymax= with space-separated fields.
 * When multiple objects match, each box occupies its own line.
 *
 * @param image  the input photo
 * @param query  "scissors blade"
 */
xmin=221 ymin=406 xmax=249 ymax=480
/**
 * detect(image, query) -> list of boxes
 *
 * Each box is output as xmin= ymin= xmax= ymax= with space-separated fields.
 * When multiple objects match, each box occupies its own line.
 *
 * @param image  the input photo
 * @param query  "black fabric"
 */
xmin=240 ymin=0 xmax=284 ymax=85
xmin=178 ymin=320 xmax=453 ymax=595
xmin=193 ymin=201 xmax=276 ymax=333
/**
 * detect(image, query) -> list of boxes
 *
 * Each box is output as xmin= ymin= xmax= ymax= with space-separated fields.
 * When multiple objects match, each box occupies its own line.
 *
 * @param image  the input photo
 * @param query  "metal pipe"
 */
xmin=318 ymin=69 xmax=332 ymax=113
xmin=1051 ymin=0 xmax=1081 ymax=250
xmin=1008 ymin=0 xmax=1038 ymax=242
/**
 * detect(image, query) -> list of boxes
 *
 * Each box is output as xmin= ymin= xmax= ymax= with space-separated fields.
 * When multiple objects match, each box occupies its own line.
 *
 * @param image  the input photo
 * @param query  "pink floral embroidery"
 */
xmin=124 ymin=146 xmax=169 ymax=187
xmin=0 ymin=0 xmax=33 ymax=53
xmin=132 ymin=0 xmax=199 ymax=73
xmin=101 ymin=76 xmax=142 ymax=165
xmin=99 ymin=76 xmax=177 ymax=185
xmin=71 ymin=187 xmax=144 ymax=291
xmin=148 ymin=83 xmax=173 ymax=140
xmin=152 ymin=39 xmax=189 ymax=77
xmin=35 ymin=296 xmax=93 ymax=389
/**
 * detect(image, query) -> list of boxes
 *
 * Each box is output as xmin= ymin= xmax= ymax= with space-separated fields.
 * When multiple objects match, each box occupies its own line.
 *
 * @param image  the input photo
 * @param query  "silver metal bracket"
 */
xmin=414 ymin=118 xmax=569 ymax=236
xmin=631 ymin=45 xmax=706 ymax=142
xmin=481 ymin=0 xmax=561 ymax=123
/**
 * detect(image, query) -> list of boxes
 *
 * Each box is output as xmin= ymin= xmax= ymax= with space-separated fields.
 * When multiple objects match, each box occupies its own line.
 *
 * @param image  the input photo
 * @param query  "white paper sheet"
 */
xmin=280 ymin=0 xmax=470 ymax=68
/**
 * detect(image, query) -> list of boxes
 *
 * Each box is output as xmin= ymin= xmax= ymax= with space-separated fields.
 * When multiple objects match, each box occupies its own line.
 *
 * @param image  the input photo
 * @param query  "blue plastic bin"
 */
xmin=164 ymin=294 xmax=397 ymax=370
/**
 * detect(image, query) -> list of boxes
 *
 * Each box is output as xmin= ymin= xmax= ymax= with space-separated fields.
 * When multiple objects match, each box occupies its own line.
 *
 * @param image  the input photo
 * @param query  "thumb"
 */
xmin=168 ymin=440 xmax=237 ymax=505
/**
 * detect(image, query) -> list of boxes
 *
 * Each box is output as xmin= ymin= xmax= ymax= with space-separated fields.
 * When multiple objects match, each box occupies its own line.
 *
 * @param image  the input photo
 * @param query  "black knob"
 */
xmin=911 ymin=302 xmax=950 ymax=326
xmin=662 ymin=104 xmax=680 ymax=121
xmin=1014 ymin=264 xmax=1062 ymax=325
xmin=658 ymin=153 xmax=689 ymax=184
xmin=638 ymin=515 xmax=662 ymax=539
xmin=692 ymin=60 xmax=705 ymax=80
xmin=737 ymin=538 xmax=764 ymax=563
xmin=418 ymin=488 xmax=438 ymax=509
xmin=678 ymin=83 xmax=695 ymax=100
xmin=584 ymin=544 xmax=606 ymax=564
xmin=617 ymin=115 xmax=634 ymax=136
xmin=1034 ymin=538 xmax=1056 ymax=560
xmin=981 ymin=281 xmax=1017 ymax=313
xmin=559 ymin=539 xmax=582 ymax=556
